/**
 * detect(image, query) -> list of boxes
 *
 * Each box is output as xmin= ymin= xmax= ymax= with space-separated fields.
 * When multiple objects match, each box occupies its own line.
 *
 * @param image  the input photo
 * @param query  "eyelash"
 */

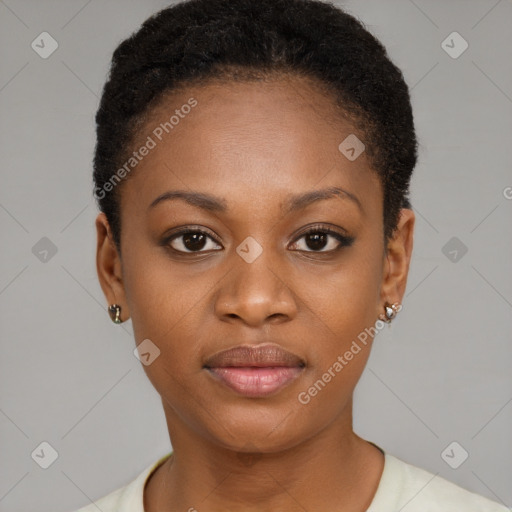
xmin=291 ymin=225 xmax=354 ymax=253
xmin=163 ymin=224 xmax=354 ymax=255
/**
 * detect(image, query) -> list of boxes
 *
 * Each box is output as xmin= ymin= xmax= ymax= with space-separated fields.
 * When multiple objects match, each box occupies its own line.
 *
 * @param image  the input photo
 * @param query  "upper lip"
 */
xmin=204 ymin=343 xmax=305 ymax=368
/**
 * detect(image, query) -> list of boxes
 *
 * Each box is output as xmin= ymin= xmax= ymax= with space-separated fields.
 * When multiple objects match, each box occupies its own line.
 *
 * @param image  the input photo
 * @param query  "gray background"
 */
xmin=0 ymin=0 xmax=511 ymax=511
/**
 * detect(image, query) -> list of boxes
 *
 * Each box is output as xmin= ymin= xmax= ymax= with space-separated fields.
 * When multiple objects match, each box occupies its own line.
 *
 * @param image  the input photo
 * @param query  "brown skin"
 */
xmin=96 ymin=75 xmax=414 ymax=511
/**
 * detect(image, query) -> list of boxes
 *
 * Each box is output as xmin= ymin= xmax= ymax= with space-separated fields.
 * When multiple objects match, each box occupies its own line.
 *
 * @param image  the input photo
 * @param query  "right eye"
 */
xmin=165 ymin=229 xmax=223 ymax=253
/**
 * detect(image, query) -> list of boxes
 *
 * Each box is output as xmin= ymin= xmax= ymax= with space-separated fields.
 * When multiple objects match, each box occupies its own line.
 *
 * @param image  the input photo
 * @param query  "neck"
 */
xmin=145 ymin=402 xmax=385 ymax=512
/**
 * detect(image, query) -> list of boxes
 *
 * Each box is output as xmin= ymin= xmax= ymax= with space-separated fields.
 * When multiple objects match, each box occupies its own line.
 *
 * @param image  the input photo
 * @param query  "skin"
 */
xmin=96 ymin=74 xmax=414 ymax=511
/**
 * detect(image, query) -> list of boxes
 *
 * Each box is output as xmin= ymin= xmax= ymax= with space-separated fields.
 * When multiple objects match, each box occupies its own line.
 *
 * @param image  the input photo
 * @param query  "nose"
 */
xmin=214 ymin=248 xmax=298 ymax=328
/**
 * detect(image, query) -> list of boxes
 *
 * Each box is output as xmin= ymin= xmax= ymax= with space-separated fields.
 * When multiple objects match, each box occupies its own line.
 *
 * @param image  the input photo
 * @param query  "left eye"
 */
xmin=290 ymin=230 xmax=352 ymax=252
xmin=168 ymin=231 xmax=222 ymax=253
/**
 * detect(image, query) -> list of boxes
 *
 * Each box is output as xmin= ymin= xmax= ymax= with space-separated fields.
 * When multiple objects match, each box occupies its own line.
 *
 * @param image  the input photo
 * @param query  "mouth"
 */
xmin=203 ymin=344 xmax=306 ymax=398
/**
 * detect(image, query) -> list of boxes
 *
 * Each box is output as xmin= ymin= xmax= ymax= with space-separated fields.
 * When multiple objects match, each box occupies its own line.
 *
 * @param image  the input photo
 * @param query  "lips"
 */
xmin=204 ymin=344 xmax=305 ymax=397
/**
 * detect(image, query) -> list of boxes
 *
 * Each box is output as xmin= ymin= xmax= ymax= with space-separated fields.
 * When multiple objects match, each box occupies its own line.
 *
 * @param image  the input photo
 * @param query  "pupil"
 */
xmin=306 ymin=232 xmax=327 ymax=251
xmin=184 ymin=232 xmax=207 ymax=251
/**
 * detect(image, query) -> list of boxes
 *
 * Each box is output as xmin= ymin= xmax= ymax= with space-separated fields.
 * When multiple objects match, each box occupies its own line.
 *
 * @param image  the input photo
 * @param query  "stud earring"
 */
xmin=108 ymin=304 xmax=123 ymax=324
xmin=379 ymin=302 xmax=401 ymax=323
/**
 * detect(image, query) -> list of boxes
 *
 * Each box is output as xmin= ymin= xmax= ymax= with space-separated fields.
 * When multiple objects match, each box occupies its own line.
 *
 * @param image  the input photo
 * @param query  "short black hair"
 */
xmin=93 ymin=0 xmax=417 ymax=252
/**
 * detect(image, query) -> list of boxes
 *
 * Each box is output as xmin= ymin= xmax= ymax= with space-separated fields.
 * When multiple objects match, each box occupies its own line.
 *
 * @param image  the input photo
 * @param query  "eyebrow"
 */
xmin=148 ymin=186 xmax=362 ymax=214
xmin=149 ymin=190 xmax=228 ymax=212
xmin=283 ymin=186 xmax=363 ymax=214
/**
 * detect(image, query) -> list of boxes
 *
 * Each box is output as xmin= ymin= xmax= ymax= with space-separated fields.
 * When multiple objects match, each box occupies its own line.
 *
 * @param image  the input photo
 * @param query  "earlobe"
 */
xmin=380 ymin=208 xmax=415 ymax=309
xmin=95 ymin=212 xmax=131 ymax=322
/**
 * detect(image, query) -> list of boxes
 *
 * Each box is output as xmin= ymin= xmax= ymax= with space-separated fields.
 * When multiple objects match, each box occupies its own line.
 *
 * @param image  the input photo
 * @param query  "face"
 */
xmin=96 ymin=75 xmax=414 ymax=453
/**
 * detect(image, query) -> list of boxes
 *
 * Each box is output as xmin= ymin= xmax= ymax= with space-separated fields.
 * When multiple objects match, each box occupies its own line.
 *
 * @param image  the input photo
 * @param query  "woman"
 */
xmin=74 ymin=0 xmax=508 ymax=510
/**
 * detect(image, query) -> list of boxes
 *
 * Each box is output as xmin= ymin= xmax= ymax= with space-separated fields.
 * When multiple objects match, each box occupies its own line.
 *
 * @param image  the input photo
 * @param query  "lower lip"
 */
xmin=206 ymin=366 xmax=303 ymax=397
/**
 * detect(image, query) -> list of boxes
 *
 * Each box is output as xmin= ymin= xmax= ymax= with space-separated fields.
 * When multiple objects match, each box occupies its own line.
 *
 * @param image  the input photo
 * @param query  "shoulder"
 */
xmin=368 ymin=453 xmax=509 ymax=512
xmin=69 ymin=453 xmax=173 ymax=512
xmin=71 ymin=486 xmax=124 ymax=512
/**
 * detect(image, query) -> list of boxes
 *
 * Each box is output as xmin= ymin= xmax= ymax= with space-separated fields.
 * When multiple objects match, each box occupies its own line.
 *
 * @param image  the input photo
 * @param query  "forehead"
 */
xmin=120 ymin=75 xmax=381 ymax=219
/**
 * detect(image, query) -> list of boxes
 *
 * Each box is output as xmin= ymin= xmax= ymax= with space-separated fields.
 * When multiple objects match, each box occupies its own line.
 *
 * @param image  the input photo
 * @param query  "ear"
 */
xmin=95 ymin=212 xmax=130 ymax=321
xmin=380 ymin=208 xmax=415 ymax=308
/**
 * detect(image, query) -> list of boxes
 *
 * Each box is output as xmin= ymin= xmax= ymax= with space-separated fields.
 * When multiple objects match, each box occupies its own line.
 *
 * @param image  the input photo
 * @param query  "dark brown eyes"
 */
xmin=164 ymin=225 xmax=354 ymax=254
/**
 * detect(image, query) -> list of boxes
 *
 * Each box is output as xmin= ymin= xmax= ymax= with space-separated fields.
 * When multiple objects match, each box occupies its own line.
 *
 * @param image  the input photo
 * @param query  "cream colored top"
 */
xmin=72 ymin=451 xmax=509 ymax=511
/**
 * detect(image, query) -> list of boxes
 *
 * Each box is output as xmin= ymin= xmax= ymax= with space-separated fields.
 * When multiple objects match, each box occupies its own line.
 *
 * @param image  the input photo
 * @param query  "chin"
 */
xmin=200 ymin=405 xmax=310 ymax=454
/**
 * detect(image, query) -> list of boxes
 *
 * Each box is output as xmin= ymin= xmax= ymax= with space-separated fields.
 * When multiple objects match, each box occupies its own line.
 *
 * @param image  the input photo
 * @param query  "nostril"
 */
xmin=268 ymin=313 xmax=286 ymax=322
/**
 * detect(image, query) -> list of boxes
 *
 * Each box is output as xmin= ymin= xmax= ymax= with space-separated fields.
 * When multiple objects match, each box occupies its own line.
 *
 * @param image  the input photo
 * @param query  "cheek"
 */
xmin=291 ymin=246 xmax=383 ymax=395
xmin=293 ymin=252 xmax=383 ymax=349
xmin=121 ymin=245 xmax=223 ymax=393
xmin=293 ymin=279 xmax=379 ymax=425
xmin=122 ymin=244 xmax=199 ymax=336
xmin=122 ymin=252 xmax=203 ymax=407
